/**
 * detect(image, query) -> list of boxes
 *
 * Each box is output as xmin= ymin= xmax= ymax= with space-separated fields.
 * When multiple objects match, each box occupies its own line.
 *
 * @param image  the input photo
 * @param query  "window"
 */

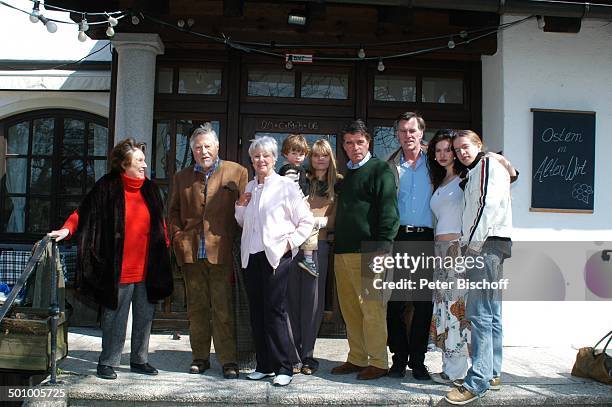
xmin=246 ymin=66 xmax=352 ymax=101
xmin=374 ymin=76 xmax=416 ymax=102
xmin=422 ymin=77 xmax=463 ymax=104
xmin=1 ymin=110 xmax=109 ymax=239
xmin=155 ymin=64 xmax=225 ymax=97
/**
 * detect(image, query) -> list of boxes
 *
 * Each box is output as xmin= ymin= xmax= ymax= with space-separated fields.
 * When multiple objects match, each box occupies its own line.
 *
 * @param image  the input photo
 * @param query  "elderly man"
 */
xmin=386 ymin=112 xmax=434 ymax=380
xmin=168 ymin=123 xmax=248 ymax=379
xmin=331 ymin=119 xmax=399 ymax=380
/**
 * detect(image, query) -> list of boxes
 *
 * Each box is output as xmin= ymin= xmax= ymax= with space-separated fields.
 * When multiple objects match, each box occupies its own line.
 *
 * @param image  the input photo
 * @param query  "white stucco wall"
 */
xmin=0 ymin=91 xmax=109 ymax=120
xmin=483 ymin=16 xmax=612 ymax=347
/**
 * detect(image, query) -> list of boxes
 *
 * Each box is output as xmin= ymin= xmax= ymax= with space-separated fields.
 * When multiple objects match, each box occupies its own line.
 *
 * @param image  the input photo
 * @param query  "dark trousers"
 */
xmin=99 ymin=282 xmax=155 ymax=367
xmin=386 ymin=228 xmax=434 ymax=368
xmin=244 ymin=251 xmax=294 ymax=376
xmin=286 ymin=241 xmax=330 ymax=369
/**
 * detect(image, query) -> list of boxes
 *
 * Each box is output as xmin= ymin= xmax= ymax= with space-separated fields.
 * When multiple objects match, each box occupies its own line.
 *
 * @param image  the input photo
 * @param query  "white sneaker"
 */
xmin=272 ymin=374 xmax=292 ymax=386
xmin=247 ymin=371 xmax=275 ymax=380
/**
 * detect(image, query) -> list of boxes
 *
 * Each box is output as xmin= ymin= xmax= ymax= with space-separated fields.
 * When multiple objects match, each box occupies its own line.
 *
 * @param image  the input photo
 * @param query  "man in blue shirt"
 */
xmin=386 ymin=112 xmax=434 ymax=380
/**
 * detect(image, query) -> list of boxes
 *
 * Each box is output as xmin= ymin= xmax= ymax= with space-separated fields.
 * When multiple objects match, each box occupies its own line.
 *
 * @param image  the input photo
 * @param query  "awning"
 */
xmin=0 ymin=70 xmax=110 ymax=91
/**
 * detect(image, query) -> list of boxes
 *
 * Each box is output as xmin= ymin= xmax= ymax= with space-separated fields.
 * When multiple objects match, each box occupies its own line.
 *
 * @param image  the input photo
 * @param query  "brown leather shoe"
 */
xmin=356 ymin=366 xmax=388 ymax=380
xmin=330 ymin=362 xmax=366 ymax=375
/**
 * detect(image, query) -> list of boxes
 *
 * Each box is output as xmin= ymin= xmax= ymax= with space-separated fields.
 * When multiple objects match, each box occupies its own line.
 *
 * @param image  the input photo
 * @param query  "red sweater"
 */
xmin=63 ymin=173 xmax=169 ymax=284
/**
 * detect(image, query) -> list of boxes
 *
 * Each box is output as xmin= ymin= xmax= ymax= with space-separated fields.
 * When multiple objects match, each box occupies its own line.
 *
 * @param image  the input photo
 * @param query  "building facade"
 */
xmin=1 ymin=0 xmax=611 ymax=344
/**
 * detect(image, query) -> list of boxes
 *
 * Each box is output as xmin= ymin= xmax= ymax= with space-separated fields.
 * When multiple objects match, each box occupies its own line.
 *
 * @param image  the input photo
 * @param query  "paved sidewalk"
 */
xmin=27 ymin=327 xmax=612 ymax=406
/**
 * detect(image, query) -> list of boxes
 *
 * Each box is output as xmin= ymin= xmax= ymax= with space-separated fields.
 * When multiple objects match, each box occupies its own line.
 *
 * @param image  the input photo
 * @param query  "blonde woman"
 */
xmin=287 ymin=139 xmax=341 ymax=375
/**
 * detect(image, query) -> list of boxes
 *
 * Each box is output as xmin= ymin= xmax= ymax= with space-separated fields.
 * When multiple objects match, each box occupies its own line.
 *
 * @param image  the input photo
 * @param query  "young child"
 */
xmin=279 ymin=134 xmax=319 ymax=277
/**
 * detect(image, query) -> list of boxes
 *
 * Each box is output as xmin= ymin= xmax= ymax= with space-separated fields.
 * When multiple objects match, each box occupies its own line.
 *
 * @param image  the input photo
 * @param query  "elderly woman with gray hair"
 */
xmin=235 ymin=136 xmax=314 ymax=386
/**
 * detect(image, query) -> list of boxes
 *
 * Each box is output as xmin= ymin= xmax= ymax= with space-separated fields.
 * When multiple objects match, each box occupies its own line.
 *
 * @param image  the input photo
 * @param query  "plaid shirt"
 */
xmin=194 ymin=158 xmax=220 ymax=259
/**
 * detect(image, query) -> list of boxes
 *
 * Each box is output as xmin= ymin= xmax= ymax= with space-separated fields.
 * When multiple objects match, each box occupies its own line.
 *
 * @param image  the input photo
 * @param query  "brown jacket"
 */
xmin=168 ymin=160 xmax=248 ymax=266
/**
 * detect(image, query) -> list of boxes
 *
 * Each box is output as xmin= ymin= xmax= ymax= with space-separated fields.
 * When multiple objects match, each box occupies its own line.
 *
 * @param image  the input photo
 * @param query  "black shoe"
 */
xmin=130 ymin=362 xmax=159 ymax=375
xmin=411 ymin=365 xmax=431 ymax=381
xmin=222 ymin=363 xmax=240 ymax=379
xmin=388 ymin=362 xmax=407 ymax=378
xmin=96 ymin=364 xmax=117 ymax=380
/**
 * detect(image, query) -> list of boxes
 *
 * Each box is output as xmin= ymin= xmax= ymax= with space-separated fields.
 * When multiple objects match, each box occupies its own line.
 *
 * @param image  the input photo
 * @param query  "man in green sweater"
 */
xmin=330 ymin=119 xmax=399 ymax=380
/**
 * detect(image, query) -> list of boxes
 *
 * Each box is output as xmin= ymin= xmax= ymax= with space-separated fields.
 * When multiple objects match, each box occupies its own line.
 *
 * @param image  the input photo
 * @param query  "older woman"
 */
xmin=287 ymin=139 xmax=341 ymax=375
xmin=235 ymin=136 xmax=314 ymax=386
xmin=48 ymin=138 xmax=173 ymax=380
xmin=445 ymin=130 xmax=513 ymax=405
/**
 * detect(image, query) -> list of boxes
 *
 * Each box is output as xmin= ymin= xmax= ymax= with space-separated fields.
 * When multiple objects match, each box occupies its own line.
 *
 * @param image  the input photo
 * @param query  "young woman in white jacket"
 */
xmin=235 ymin=136 xmax=314 ymax=387
xmin=445 ymin=130 xmax=513 ymax=405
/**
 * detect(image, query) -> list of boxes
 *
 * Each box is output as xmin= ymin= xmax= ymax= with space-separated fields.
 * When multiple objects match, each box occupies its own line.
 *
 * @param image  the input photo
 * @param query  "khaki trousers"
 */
xmin=183 ymin=259 xmax=237 ymax=365
xmin=334 ymin=253 xmax=388 ymax=369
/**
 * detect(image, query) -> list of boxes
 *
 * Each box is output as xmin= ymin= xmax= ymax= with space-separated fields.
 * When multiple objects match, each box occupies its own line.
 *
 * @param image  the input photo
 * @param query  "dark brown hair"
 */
xmin=341 ymin=119 xmax=370 ymax=142
xmin=427 ymin=130 xmax=465 ymax=190
xmin=109 ymin=138 xmax=145 ymax=173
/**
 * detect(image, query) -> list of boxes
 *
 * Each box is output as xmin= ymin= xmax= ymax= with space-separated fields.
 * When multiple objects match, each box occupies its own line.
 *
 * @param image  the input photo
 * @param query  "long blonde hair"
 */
xmin=308 ymin=139 xmax=339 ymax=200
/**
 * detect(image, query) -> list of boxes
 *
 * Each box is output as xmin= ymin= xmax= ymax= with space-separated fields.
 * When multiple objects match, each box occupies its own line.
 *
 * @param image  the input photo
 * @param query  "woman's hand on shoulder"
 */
xmin=48 ymin=228 xmax=70 ymax=242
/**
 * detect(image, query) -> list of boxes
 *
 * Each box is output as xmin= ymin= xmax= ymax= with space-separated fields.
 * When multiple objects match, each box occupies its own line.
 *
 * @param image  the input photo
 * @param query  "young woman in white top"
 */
xmin=426 ymin=130 xmax=470 ymax=385
xmin=235 ymin=136 xmax=314 ymax=387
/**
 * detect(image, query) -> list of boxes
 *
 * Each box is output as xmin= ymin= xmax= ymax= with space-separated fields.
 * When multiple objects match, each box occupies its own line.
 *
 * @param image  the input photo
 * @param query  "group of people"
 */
xmin=48 ymin=111 xmax=515 ymax=405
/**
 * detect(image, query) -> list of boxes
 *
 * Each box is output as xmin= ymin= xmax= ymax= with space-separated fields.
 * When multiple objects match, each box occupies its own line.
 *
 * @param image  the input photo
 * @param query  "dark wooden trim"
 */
xmin=226 ymin=50 xmax=242 ymax=162
xmin=108 ymin=49 xmax=118 ymax=151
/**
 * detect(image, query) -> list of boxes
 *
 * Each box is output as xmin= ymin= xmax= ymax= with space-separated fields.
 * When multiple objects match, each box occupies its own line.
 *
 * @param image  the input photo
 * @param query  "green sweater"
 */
xmin=335 ymin=157 xmax=399 ymax=254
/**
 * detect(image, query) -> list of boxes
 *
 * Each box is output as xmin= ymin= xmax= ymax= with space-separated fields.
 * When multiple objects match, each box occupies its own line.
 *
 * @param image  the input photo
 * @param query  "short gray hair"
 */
xmin=248 ymin=136 xmax=278 ymax=161
xmin=190 ymin=122 xmax=219 ymax=149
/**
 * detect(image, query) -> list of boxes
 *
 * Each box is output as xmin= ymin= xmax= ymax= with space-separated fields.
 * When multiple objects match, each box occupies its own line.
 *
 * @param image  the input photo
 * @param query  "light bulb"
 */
xmin=187 ymin=18 xmax=195 ymax=27
xmin=537 ymin=15 xmax=546 ymax=30
xmin=81 ymin=17 xmax=89 ymax=32
xmin=106 ymin=25 xmax=115 ymax=37
xmin=448 ymin=38 xmax=456 ymax=49
xmin=377 ymin=59 xmax=385 ymax=72
xmin=29 ymin=1 xmax=40 ymax=23
xmin=177 ymin=19 xmax=185 ymax=28
xmin=131 ymin=15 xmax=140 ymax=25
xmin=285 ymin=58 xmax=293 ymax=70
xmin=30 ymin=11 xmax=40 ymax=23
xmin=46 ymin=21 xmax=58 ymax=33
xmin=357 ymin=48 xmax=366 ymax=59
xmin=78 ymin=30 xmax=87 ymax=42
xmin=459 ymin=30 xmax=468 ymax=39
xmin=108 ymin=15 xmax=119 ymax=27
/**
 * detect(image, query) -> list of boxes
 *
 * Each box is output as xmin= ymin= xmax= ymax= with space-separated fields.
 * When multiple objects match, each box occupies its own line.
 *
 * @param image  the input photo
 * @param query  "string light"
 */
xmin=78 ymin=21 xmax=87 ymax=41
xmin=38 ymin=15 xmax=57 ymax=33
xmin=107 ymin=14 xmax=118 ymax=27
xmin=29 ymin=0 xmax=39 ymax=23
xmin=537 ymin=15 xmax=546 ymax=29
xmin=0 ymin=1 xmax=535 ymax=57
xmin=377 ymin=58 xmax=385 ymax=72
xmin=80 ymin=14 xmax=89 ymax=31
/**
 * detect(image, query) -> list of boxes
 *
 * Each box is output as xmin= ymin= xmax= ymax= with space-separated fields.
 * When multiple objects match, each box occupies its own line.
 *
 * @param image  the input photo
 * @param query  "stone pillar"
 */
xmin=111 ymin=34 xmax=164 ymax=174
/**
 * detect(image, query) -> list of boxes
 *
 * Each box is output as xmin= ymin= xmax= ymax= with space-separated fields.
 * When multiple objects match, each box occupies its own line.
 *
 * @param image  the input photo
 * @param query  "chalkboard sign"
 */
xmin=531 ymin=109 xmax=595 ymax=213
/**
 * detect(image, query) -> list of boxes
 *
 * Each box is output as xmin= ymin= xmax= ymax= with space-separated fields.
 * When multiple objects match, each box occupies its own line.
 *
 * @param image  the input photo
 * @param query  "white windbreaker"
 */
xmin=461 ymin=155 xmax=512 ymax=252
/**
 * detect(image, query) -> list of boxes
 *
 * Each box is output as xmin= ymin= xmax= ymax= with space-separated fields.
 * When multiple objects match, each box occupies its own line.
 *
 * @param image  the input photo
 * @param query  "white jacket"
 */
xmin=235 ymin=172 xmax=314 ymax=269
xmin=461 ymin=156 xmax=512 ymax=252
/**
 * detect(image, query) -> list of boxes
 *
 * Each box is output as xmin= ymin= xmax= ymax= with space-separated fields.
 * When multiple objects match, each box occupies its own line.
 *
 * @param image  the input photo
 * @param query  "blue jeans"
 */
xmin=463 ymin=248 xmax=503 ymax=396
